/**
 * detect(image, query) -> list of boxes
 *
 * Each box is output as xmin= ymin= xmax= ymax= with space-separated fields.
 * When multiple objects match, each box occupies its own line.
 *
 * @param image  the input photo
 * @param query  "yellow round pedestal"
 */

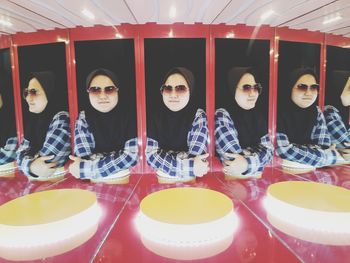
xmin=156 ymin=170 xmax=195 ymax=184
xmin=0 ymin=189 xmax=100 ymax=261
xmin=264 ymin=181 xmax=350 ymax=245
xmin=90 ymin=169 xmax=130 ymax=184
xmin=0 ymin=162 xmax=16 ymax=177
xmin=135 ymin=187 xmax=238 ymax=260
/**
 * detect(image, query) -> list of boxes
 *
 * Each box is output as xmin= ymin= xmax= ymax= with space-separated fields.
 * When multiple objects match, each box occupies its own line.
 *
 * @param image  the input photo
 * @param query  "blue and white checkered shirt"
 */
xmin=16 ymin=111 xmax=71 ymax=177
xmin=324 ymin=105 xmax=350 ymax=148
xmin=0 ymin=137 xmax=18 ymax=165
xmin=74 ymin=111 xmax=138 ymax=180
xmin=214 ymin=108 xmax=273 ymax=175
xmin=146 ymin=109 xmax=208 ymax=178
xmin=276 ymin=107 xmax=337 ymax=167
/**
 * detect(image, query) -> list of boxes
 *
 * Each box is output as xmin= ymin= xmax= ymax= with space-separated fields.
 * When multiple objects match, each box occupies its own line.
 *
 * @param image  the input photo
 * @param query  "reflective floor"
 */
xmin=1 ymin=162 xmax=350 ymax=263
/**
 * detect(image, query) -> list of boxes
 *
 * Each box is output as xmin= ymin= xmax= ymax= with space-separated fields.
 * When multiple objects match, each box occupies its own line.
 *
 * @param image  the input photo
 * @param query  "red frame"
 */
xmin=1 ymin=24 xmax=350 ymax=174
xmin=211 ymin=24 xmax=275 ymax=171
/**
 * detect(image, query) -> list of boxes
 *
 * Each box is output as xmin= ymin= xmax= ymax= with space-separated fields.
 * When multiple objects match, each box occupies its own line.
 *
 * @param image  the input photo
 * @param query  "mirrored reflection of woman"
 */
xmin=276 ymin=68 xmax=338 ymax=167
xmin=324 ymin=70 xmax=350 ymax=158
xmin=146 ymin=67 xmax=209 ymax=180
xmin=0 ymin=69 xmax=17 ymax=166
xmin=69 ymin=68 xmax=138 ymax=180
xmin=215 ymin=67 xmax=273 ymax=178
xmin=16 ymin=71 xmax=71 ymax=178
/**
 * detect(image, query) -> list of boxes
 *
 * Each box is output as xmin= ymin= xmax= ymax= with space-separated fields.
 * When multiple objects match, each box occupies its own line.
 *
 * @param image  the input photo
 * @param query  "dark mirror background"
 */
xmin=0 ymin=48 xmax=16 ymax=148
xmin=325 ymin=45 xmax=350 ymax=124
xmin=144 ymin=38 xmax=206 ymax=123
xmin=277 ymin=41 xmax=320 ymax=113
xmin=215 ymin=38 xmax=270 ymax=119
xmin=74 ymin=39 xmax=137 ymax=125
xmin=18 ymin=42 xmax=68 ymax=128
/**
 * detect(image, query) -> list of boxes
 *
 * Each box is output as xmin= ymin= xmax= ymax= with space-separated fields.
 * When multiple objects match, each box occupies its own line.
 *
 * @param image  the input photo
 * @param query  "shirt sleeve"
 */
xmin=276 ymin=132 xmax=337 ymax=167
xmin=39 ymin=111 xmax=71 ymax=167
xmin=16 ymin=111 xmax=71 ymax=177
xmin=324 ymin=105 xmax=350 ymax=147
xmin=310 ymin=107 xmax=332 ymax=147
xmin=214 ymin=108 xmax=273 ymax=175
xmin=74 ymin=111 xmax=138 ymax=179
xmin=146 ymin=109 xmax=208 ymax=178
xmin=0 ymin=137 xmax=18 ymax=165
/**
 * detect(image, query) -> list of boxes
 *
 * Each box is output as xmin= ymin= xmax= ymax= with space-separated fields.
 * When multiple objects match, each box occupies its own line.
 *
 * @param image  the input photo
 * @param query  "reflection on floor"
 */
xmin=1 ymin=163 xmax=350 ymax=262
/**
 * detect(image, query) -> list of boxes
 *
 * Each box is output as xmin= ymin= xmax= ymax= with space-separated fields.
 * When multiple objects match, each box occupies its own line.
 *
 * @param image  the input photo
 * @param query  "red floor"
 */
xmin=1 ymin=164 xmax=350 ymax=263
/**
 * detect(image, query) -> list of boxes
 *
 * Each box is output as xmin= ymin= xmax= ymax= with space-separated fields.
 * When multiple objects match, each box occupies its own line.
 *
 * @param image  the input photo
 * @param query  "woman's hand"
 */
xmin=29 ymin=155 xmax=57 ymax=177
xmin=68 ymin=155 xmax=81 ymax=179
xmin=193 ymin=153 xmax=209 ymax=177
xmin=223 ymin=153 xmax=248 ymax=175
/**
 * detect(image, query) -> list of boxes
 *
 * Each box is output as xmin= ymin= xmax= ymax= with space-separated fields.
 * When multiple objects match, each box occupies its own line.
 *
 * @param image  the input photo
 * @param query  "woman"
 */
xmin=146 ymin=67 xmax=209 ymax=180
xmin=276 ymin=68 xmax=338 ymax=167
xmin=16 ymin=71 xmax=71 ymax=178
xmin=324 ymin=70 xmax=350 ymax=151
xmin=0 ymin=69 xmax=17 ymax=167
xmin=215 ymin=67 xmax=273 ymax=178
xmin=69 ymin=68 xmax=138 ymax=180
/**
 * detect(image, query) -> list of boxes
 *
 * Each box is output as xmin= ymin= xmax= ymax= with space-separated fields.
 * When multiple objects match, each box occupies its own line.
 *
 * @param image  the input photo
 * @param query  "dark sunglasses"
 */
xmin=86 ymin=86 xmax=118 ymax=95
xmin=239 ymin=83 xmax=262 ymax=94
xmin=296 ymin=83 xmax=319 ymax=92
xmin=23 ymin=88 xmax=39 ymax=99
xmin=160 ymin=84 xmax=188 ymax=95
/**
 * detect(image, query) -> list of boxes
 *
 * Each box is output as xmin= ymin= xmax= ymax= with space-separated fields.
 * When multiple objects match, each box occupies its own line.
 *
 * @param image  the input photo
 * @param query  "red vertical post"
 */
xmin=207 ymin=26 xmax=214 ymax=171
xmin=319 ymin=33 xmax=327 ymax=110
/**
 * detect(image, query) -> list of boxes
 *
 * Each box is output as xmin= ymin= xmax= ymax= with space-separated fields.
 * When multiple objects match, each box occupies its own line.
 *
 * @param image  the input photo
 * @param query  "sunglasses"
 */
xmin=296 ymin=83 xmax=319 ymax=92
xmin=23 ymin=88 xmax=39 ymax=99
xmin=239 ymin=83 xmax=262 ymax=94
xmin=86 ymin=86 xmax=118 ymax=95
xmin=160 ymin=84 xmax=188 ymax=95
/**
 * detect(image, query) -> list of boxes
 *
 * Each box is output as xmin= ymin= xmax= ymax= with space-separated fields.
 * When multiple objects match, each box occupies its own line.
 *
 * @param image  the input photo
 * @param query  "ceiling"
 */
xmin=0 ymin=0 xmax=349 ymax=37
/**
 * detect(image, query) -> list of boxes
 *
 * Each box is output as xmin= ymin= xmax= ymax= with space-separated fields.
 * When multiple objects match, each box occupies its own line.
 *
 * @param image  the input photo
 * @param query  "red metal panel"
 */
xmin=12 ymin=29 xmax=69 ymax=46
xmin=0 ymin=35 xmax=11 ymax=49
xmin=276 ymin=27 xmax=324 ymax=44
xmin=10 ymin=43 xmax=24 ymax=142
xmin=211 ymin=24 xmax=274 ymax=39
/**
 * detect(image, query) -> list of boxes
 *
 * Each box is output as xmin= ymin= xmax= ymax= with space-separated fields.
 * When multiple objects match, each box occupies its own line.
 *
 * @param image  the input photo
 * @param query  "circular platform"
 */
xmin=264 ymin=181 xmax=350 ymax=245
xmin=135 ymin=187 xmax=238 ymax=260
xmin=0 ymin=189 xmax=100 ymax=261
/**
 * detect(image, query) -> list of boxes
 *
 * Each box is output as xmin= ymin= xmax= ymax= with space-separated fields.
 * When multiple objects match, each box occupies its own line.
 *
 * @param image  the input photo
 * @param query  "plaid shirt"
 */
xmin=74 ymin=111 xmax=138 ymax=180
xmin=0 ymin=137 xmax=18 ymax=165
xmin=214 ymin=108 xmax=273 ymax=175
xmin=146 ymin=109 xmax=208 ymax=178
xmin=276 ymin=107 xmax=337 ymax=167
xmin=16 ymin=111 xmax=71 ymax=177
xmin=324 ymin=105 xmax=350 ymax=148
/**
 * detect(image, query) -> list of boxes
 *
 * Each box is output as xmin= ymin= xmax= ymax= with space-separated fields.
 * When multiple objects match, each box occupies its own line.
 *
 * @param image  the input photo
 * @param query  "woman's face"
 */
xmin=291 ymin=74 xmax=318 ymax=108
xmin=162 ymin=73 xmax=190 ymax=112
xmin=235 ymin=73 xmax=259 ymax=110
xmin=340 ymin=77 xmax=350 ymax=106
xmin=26 ymin=78 xmax=48 ymax=113
xmin=89 ymin=75 xmax=119 ymax=113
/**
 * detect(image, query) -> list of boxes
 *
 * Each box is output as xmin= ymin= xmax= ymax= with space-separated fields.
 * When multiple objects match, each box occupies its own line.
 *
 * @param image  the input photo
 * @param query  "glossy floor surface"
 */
xmin=1 ymin=162 xmax=350 ymax=263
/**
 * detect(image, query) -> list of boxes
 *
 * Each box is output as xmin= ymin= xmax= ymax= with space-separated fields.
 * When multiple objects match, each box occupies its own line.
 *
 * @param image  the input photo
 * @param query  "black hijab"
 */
xmin=225 ymin=67 xmax=267 ymax=148
xmin=0 ymin=69 xmax=16 ymax=147
xmin=325 ymin=70 xmax=350 ymax=129
xmin=147 ymin=67 xmax=198 ymax=152
xmin=277 ymin=68 xmax=319 ymax=145
xmin=84 ymin=68 xmax=135 ymax=154
xmin=24 ymin=71 xmax=58 ymax=155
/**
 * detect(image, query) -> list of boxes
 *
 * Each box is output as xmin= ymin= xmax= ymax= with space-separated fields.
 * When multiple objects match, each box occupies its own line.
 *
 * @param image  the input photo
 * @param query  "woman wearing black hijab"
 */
xmin=16 ymin=71 xmax=71 ymax=178
xmin=276 ymin=68 xmax=338 ymax=167
xmin=69 ymin=68 xmax=138 ymax=180
xmin=324 ymin=70 xmax=350 ymax=151
xmin=146 ymin=67 xmax=209 ymax=180
xmin=215 ymin=67 xmax=273 ymax=178
xmin=0 ymin=69 xmax=17 ymax=166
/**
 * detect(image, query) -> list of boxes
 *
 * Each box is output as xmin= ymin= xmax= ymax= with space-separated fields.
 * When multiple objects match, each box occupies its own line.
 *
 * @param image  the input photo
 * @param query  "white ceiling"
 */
xmin=0 ymin=0 xmax=349 ymax=37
